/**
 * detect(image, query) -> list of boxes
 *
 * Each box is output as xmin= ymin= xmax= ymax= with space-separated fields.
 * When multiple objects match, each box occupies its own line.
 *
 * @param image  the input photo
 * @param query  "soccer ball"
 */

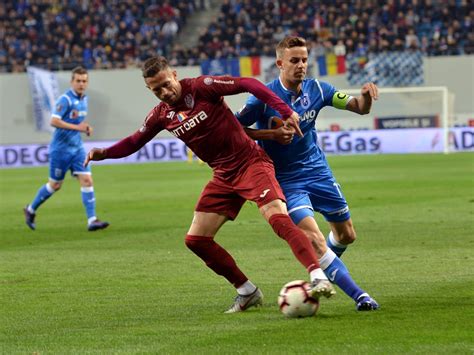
xmin=278 ymin=280 xmax=319 ymax=318
xmin=269 ymin=116 xmax=284 ymax=129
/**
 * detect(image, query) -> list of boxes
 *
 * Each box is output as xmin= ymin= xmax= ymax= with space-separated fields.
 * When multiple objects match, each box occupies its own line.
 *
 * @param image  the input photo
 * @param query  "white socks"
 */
xmin=237 ymin=280 xmax=257 ymax=296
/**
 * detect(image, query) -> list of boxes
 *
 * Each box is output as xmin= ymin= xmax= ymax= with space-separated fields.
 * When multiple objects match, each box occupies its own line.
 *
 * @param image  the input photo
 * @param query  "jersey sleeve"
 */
xmin=195 ymin=75 xmax=293 ymax=119
xmin=104 ymin=106 xmax=165 ymax=159
xmin=318 ymin=81 xmax=337 ymax=107
xmin=235 ymin=94 xmax=265 ymax=127
xmin=195 ymin=76 xmax=244 ymax=102
xmin=319 ymin=80 xmax=354 ymax=110
xmin=51 ymin=95 xmax=70 ymax=119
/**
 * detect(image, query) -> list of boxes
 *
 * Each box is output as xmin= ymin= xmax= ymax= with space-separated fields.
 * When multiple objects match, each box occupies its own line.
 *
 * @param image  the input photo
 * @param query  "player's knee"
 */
xmin=339 ymin=229 xmax=356 ymax=245
xmin=49 ymin=182 xmax=62 ymax=191
xmin=304 ymin=229 xmax=327 ymax=257
xmin=81 ymin=177 xmax=93 ymax=187
xmin=260 ymin=199 xmax=287 ymax=221
xmin=184 ymin=234 xmax=211 ymax=251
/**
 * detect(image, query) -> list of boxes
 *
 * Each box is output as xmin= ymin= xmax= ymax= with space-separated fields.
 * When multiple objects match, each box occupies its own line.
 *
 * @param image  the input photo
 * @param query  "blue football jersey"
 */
xmin=236 ymin=78 xmax=338 ymax=184
xmin=50 ymin=89 xmax=88 ymax=154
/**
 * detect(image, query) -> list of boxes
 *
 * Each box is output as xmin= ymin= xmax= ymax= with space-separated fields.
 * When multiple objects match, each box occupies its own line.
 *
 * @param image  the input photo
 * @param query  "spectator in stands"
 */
xmin=2 ymin=0 xmax=473 ymax=72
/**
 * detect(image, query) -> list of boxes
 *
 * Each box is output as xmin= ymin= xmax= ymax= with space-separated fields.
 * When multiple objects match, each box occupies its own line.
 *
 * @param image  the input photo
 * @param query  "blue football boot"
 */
xmin=23 ymin=205 xmax=36 ymax=230
xmin=88 ymin=219 xmax=109 ymax=231
xmin=356 ymin=293 xmax=379 ymax=311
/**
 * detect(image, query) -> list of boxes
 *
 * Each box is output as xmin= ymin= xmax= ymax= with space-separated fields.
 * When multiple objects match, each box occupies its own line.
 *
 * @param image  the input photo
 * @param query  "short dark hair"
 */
xmin=276 ymin=37 xmax=307 ymax=58
xmin=71 ymin=66 xmax=88 ymax=79
xmin=142 ymin=56 xmax=170 ymax=78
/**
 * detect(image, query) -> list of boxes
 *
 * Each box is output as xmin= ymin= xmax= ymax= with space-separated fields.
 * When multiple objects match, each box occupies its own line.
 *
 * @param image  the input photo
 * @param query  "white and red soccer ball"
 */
xmin=278 ymin=280 xmax=319 ymax=318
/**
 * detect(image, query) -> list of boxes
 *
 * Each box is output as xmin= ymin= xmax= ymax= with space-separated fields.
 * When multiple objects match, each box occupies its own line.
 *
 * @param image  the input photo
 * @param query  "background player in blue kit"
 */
xmin=237 ymin=36 xmax=379 ymax=311
xmin=23 ymin=67 xmax=109 ymax=232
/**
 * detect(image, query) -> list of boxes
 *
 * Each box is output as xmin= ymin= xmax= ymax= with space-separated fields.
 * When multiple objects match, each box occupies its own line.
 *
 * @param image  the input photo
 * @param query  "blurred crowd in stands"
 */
xmin=197 ymin=0 xmax=473 ymax=60
xmin=1 ymin=0 xmax=473 ymax=72
xmin=1 ymin=0 xmax=203 ymax=72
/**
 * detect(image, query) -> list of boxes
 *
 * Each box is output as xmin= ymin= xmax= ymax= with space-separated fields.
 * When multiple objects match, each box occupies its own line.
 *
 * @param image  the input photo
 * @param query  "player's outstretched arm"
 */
xmin=346 ymin=82 xmax=379 ymax=115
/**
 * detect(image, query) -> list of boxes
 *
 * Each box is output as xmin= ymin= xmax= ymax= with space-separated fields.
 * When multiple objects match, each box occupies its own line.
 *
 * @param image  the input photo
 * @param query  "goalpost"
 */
xmin=319 ymin=86 xmax=455 ymax=154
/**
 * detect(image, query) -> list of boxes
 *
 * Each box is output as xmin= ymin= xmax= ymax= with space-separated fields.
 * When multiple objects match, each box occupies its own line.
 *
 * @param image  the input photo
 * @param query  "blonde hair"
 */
xmin=276 ymin=37 xmax=307 ymax=58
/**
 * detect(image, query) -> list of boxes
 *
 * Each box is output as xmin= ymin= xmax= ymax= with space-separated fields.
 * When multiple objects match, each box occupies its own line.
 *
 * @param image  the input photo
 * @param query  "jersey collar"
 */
xmin=278 ymin=77 xmax=304 ymax=105
xmin=69 ymin=89 xmax=86 ymax=100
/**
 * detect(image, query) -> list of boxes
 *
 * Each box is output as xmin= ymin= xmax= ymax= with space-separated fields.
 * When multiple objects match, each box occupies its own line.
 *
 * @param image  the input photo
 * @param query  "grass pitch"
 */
xmin=1 ymin=153 xmax=473 ymax=354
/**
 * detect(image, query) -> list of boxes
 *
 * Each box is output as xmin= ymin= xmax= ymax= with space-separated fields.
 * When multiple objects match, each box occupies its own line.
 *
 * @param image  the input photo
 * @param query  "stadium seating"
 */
xmin=197 ymin=0 xmax=473 ymax=60
xmin=1 ymin=0 xmax=197 ymax=72
xmin=1 ymin=0 xmax=472 ymax=72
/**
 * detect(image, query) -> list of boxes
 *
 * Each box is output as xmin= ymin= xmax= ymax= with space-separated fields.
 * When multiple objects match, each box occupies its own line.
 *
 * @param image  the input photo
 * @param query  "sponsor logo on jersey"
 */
xmin=171 ymin=111 xmax=208 ymax=137
xmin=70 ymin=110 xmax=87 ymax=119
xmin=213 ymin=79 xmax=234 ymax=85
xmin=184 ymin=94 xmax=194 ymax=109
xmin=204 ymin=77 xmax=213 ymax=85
xmin=301 ymin=109 xmax=318 ymax=122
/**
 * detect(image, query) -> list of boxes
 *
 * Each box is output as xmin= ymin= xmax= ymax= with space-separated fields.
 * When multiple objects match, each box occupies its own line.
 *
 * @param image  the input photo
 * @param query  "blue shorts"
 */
xmin=49 ymin=149 xmax=91 ymax=182
xmin=282 ymin=175 xmax=350 ymax=224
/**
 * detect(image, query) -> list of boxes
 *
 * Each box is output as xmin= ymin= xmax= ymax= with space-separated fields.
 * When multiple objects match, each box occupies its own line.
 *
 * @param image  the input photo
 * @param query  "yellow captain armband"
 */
xmin=332 ymin=91 xmax=353 ymax=109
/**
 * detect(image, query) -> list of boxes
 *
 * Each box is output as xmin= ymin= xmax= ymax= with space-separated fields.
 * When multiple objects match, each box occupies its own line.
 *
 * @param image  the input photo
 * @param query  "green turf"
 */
xmin=1 ymin=153 xmax=473 ymax=354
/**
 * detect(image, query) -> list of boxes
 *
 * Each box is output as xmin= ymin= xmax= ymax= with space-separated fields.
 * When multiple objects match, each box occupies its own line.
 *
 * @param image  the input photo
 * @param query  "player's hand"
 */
xmin=285 ymin=112 xmax=303 ymax=137
xmin=84 ymin=148 xmax=106 ymax=167
xmin=361 ymin=82 xmax=379 ymax=100
xmin=274 ymin=125 xmax=296 ymax=145
xmin=78 ymin=122 xmax=93 ymax=136
xmin=86 ymin=124 xmax=93 ymax=136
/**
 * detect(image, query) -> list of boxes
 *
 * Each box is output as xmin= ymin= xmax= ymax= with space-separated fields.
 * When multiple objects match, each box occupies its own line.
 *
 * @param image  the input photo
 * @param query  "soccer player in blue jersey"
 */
xmin=236 ymin=36 xmax=379 ymax=311
xmin=23 ymin=67 xmax=109 ymax=232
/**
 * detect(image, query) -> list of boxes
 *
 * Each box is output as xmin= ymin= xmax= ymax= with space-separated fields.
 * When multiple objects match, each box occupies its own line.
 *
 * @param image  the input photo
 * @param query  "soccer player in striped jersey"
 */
xmin=23 ymin=67 xmax=109 ymax=232
xmin=236 ymin=36 xmax=379 ymax=311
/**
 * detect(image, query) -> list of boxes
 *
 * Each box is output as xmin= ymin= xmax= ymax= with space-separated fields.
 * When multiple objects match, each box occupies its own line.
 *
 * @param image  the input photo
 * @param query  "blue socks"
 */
xmin=29 ymin=183 xmax=97 ymax=224
xmin=81 ymin=186 xmax=97 ymax=223
xmin=327 ymin=231 xmax=347 ymax=257
xmin=30 ymin=183 xmax=55 ymax=212
xmin=320 ymin=248 xmax=365 ymax=301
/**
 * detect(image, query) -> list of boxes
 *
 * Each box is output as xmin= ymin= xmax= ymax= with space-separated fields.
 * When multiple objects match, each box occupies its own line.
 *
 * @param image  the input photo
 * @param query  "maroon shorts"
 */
xmin=195 ymin=157 xmax=285 ymax=220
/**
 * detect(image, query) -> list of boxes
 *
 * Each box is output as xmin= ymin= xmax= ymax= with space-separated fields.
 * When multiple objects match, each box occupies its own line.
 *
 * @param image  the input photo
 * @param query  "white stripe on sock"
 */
xmin=319 ymin=248 xmax=337 ymax=270
xmin=328 ymin=231 xmax=347 ymax=248
xmin=81 ymin=186 xmax=94 ymax=193
xmin=46 ymin=183 xmax=56 ymax=194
